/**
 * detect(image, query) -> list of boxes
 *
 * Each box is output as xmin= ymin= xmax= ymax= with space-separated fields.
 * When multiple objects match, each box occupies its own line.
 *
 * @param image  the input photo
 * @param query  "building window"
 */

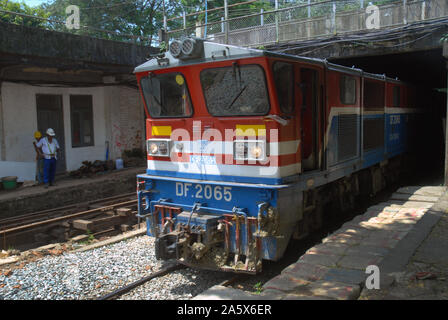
xmin=273 ymin=62 xmax=294 ymax=114
xmin=340 ymin=75 xmax=356 ymax=105
xmin=364 ymin=80 xmax=385 ymax=111
xmin=70 ymin=95 xmax=94 ymax=148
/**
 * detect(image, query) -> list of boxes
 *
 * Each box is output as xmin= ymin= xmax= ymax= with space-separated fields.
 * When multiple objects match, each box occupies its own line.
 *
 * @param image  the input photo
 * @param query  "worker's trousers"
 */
xmin=43 ymin=158 xmax=57 ymax=185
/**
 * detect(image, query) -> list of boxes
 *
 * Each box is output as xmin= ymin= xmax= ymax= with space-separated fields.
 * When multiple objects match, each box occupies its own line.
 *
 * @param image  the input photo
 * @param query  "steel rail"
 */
xmin=0 ymin=199 xmax=138 ymax=237
xmin=97 ymin=263 xmax=186 ymax=300
xmin=218 ymin=274 xmax=246 ymax=287
xmin=0 ymin=192 xmax=137 ymax=227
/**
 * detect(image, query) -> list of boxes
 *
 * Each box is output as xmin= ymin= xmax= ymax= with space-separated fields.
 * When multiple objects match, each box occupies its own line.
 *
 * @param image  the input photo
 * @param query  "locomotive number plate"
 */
xmin=175 ymin=182 xmax=232 ymax=202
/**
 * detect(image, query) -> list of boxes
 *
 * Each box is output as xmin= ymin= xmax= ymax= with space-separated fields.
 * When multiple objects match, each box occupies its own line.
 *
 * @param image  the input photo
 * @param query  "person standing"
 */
xmin=32 ymin=131 xmax=44 ymax=185
xmin=35 ymin=128 xmax=60 ymax=188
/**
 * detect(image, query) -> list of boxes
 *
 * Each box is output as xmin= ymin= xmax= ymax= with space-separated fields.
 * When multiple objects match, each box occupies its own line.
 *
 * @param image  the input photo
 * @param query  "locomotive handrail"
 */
xmin=136 ymin=195 xmax=251 ymax=220
xmin=146 ymin=199 xmax=249 ymax=219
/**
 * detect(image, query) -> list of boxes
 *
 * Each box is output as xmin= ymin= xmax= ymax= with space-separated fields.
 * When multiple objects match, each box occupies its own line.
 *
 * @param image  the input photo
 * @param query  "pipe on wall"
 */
xmin=0 ymin=81 xmax=5 ymax=161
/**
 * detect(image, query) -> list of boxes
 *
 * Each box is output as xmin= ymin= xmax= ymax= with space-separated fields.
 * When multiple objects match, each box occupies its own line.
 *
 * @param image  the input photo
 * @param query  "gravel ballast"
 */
xmin=0 ymin=236 xmax=228 ymax=300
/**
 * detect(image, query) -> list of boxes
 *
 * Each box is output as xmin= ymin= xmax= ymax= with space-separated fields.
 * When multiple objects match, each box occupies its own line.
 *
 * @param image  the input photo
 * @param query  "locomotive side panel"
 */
xmin=325 ymin=70 xmax=361 ymax=169
xmin=362 ymin=77 xmax=386 ymax=169
xmin=385 ymin=81 xmax=418 ymax=158
xmin=134 ymin=39 xmax=422 ymax=273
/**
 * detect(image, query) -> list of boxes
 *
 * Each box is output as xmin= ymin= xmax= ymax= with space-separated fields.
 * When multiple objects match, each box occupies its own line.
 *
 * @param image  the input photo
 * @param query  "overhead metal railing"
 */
xmin=162 ymin=0 xmax=448 ymax=48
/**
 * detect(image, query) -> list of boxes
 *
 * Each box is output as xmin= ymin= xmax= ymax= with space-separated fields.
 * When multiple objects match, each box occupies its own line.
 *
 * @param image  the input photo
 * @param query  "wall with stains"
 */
xmin=105 ymin=86 xmax=146 ymax=160
xmin=0 ymin=82 xmax=145 ymax=179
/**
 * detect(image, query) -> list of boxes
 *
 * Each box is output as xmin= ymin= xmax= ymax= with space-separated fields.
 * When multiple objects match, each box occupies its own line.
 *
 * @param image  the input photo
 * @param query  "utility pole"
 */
xmin=275 ymin=0 xmax=279 ymax=43
xmin=204 ymin=0 xmax=208 ymax=38
xmin=224 ymin=0 xmax=228 ymax=43
xmin=162 ymin=0 xmax=167 ymax=30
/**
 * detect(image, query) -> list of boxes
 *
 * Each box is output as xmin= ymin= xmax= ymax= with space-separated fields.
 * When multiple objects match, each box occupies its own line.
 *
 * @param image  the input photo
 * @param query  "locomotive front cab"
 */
xmin=135 ymin=39 xmax=318 ymax=273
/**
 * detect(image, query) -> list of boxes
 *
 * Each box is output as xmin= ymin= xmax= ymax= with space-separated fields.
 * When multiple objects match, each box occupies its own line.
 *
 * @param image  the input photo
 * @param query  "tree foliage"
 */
xmin=0 ymin=0 xmax=50 ymax=27
xmin=41 ymin=0 xmax=172 ymax=44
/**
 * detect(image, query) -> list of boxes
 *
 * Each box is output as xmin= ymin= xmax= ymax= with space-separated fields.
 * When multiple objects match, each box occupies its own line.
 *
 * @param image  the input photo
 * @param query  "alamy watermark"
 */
xmin=365 ymin=265 xmax=380 ymax=289
xmin=366 ymin=5 xmax=381 ymax=30
xmin=65 ymin=5 xmax=80 ymax=30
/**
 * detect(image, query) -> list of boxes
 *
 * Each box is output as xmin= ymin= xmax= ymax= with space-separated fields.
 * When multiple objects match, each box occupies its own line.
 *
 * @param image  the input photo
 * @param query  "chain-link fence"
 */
xmin=165 ymin=0 xmax=448 ymax=48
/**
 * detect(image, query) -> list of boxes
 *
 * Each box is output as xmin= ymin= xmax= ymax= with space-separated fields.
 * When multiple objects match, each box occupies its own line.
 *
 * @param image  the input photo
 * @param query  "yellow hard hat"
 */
xmin=34 ymin=131 xmax=42 ymax=139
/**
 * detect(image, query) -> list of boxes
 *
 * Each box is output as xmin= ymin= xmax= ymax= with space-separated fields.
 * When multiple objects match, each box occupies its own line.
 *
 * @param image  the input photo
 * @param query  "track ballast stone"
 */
xmin=0 ymin=236 xmax=227 ymax=300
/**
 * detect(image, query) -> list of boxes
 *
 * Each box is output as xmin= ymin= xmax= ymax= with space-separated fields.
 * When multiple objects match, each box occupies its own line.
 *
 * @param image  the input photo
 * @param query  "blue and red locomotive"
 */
xmin=135 ymin=38 xmax=421 ymax=273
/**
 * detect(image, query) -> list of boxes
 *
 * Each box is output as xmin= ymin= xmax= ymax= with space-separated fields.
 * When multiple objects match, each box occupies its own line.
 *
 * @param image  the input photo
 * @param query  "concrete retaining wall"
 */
xmin=0 ymin=168 xmax=142 ymax=218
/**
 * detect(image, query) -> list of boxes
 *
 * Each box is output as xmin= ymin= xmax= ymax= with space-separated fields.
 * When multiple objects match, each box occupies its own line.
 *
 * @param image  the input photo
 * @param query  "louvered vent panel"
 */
xmin=338 ymin=114 xmax=358 ymax=162
xmin=363 ymin=118 xmax=384 ymax=151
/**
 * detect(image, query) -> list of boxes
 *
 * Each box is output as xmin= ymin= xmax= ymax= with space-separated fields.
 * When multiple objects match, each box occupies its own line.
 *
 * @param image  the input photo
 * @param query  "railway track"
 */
xmin=97 ymin=263 xmax=186 ymax=300
xmin=0 ymin=193 xmax=139 ymax=251
xmin=0 ymin=193 xmax=137 ymax=229
xmin=97 ymin=264 xmax=250 ymax=300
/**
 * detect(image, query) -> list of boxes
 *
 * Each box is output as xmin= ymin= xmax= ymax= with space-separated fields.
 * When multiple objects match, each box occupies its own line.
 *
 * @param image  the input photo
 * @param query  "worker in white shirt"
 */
xmin=35 ymin=128 xmax=60 ymax=188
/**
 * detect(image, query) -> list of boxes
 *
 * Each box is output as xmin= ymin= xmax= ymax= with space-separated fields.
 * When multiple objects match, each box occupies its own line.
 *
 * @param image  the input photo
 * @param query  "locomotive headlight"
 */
xmin=147 ymin=139 xmax=171 ymax=157
xmin=175 ymin=143 xmax=184 ymax=151
xmin=158 ymin=141 xmax=168 ymax=154
xmin=234 ymin=141 xmax=247 ymax=160
xmin=250 ymin=145 xmax=263 ymax=159
xmin=149 ymin=143 xmax=159 ymax=155
xmin=234 ymin=140 xmax=266 ymax=161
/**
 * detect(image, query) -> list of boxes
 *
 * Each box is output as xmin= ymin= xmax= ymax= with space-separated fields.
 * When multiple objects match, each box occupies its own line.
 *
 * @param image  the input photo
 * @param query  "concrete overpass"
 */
xmin=0 ymin=21 xmax=157 ymax=86
xmin=166 ymin=0 xmax=447 ymax=52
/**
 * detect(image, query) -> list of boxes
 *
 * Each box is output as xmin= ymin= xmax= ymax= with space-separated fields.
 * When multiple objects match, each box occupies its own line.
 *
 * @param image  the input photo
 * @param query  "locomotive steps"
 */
xmin=194 ymin=185 xmax=448 ymax=300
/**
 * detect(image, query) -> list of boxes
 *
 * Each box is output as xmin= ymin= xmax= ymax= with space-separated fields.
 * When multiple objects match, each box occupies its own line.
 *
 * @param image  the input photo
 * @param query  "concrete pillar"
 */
xmin=443 ymin=42 xmax=448 ymax=185
xmin=421 ymin=1 xmax=426 ymax=20
xmin=403 ymin=0 xmax=407 ymax=24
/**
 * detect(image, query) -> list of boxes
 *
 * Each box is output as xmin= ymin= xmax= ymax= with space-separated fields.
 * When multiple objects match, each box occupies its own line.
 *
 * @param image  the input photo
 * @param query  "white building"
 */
xmin=0 ymin=22 xmax=153 ymax=182
xmin=0 ymin=83 xmax=145 ymax=181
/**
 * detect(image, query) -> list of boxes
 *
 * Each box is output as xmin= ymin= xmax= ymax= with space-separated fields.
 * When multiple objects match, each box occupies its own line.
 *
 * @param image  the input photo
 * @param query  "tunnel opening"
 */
xmin=330 ymin=48 xmax=447 ymax=186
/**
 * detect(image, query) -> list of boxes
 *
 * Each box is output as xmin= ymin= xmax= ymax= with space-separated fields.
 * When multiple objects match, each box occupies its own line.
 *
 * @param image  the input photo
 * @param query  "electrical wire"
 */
xmin=79 ymin=0 xmax=140 ymax=10
xmin=272 ymin=17 xmax=448 ymax=54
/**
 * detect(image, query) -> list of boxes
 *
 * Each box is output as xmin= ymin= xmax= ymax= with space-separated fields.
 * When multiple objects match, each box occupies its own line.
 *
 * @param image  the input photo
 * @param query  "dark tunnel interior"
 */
xmin=330 ymin=48 xmax=447 ymax=184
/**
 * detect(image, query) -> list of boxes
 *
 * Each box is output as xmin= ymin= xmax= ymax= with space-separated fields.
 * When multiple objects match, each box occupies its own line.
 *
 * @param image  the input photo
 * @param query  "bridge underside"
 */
xmin=268 ymin=24 xmax=448 ymax=184
xmin=266 ymin=17 xmax=447 ymax=94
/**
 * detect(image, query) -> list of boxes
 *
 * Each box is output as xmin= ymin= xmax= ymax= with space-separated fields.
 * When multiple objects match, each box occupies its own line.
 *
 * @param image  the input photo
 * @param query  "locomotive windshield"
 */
xmin=200 ymin=64 xmax=270 ymax=116
xmin=140 ymin=72 xmax=192 ymax=118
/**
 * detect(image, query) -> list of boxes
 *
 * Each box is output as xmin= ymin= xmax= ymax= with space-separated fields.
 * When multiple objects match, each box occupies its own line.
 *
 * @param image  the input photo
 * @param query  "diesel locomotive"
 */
xmin=135 ymin=38 xmax=421 ymax=273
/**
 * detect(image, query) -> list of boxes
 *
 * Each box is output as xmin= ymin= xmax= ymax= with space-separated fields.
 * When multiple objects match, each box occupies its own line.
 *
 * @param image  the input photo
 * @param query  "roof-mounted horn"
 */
xmin=169 ymin=37 xmax=204 ymax=60
xmin=169 ymin=40 xmax=182 ymax=58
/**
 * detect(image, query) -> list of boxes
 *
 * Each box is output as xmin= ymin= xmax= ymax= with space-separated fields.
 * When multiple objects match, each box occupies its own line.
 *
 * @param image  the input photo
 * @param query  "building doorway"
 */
xmin=36 ymin=94 xmax=67 ymax=173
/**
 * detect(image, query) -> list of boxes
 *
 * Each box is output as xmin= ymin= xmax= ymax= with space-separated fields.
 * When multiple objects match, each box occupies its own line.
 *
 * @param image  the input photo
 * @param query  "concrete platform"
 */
xmin=0 ymin=167 xmax=144 ymax=218
xmin=194 ymin=186 xmax=448 ymax=300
